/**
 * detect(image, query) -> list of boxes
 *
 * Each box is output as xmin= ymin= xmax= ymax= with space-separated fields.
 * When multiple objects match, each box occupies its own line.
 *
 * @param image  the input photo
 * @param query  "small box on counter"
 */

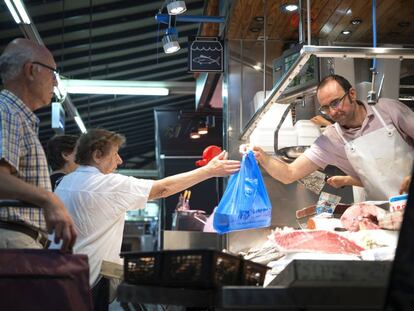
xmin=389 ymin=194 xmax=408 ymax=212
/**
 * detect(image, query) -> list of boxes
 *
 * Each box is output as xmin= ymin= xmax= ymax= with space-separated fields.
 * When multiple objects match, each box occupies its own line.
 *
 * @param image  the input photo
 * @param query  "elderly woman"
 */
xmin=54 ymin=128 xmax=240 ymax=309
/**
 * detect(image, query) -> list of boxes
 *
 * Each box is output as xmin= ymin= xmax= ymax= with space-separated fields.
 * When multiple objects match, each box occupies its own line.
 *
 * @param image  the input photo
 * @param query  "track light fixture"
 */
xmin=167 ymin=0 xmax=187 ymax=15
xmin=280 ymin=3 xmax=298 ymax=12
xmin=190 ymin=127 xmax=200 ymax=139
xmin=198 ymin=119 xmax=208 ymax=135
xmin=162 ymin=16 xmax=180 ymax=54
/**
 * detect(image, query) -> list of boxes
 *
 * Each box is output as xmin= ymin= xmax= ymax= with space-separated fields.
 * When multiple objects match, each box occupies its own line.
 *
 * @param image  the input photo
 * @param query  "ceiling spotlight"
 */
xmin=249 ymin=27 xmax=261 ymax=33
xmin=281 ymin=3 xmax=298 ymax=12
xmin=253 ymin=63 xmax=262 ymax=71
xmin=341 ymin=30 xmax=352 ymax=35
xmin=198 ymin=120 xmax=208 ymax=135
xmin=167 ymin=0 xmax=187 ymax=15
xmin=162 ymin=27 xmax=180 ymax=54
xmin=351 ymin=19 xmax=362 ymax=25
xmin=190 ymin=128 xmax=200 ymax=139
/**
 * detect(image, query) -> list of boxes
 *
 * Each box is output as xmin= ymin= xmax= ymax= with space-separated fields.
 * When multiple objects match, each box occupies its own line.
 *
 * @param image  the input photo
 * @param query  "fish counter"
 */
xmin=116 ymin=205 xmax=400 ymax=310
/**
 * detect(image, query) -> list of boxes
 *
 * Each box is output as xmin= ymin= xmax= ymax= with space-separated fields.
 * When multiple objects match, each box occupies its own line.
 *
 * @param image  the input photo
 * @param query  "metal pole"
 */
xmin=307 ymin=0 xmax=311 ymax=45
xmin=239 ymin=39 xmax=243 ymax=133
xmin=298 ymin=0 xmax=304 ymax=44
xmin=263 ymin=0 xmax=267 ymax=98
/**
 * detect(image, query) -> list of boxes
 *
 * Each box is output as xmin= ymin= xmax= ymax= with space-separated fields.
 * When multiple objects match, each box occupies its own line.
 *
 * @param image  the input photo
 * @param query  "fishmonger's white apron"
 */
xmin=334 ymin=106 xmax=414 ymax=201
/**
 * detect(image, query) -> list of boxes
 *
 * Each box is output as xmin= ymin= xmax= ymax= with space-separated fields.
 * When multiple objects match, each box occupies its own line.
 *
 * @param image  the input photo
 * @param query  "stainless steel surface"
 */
xmin=303 ymin=45 xmax=414 ymax=59
xmin=240 ymin=50 xmax=312 ymax=140
xmin=375 ymin=58 xmax=401 ymax=100
xmin=240 ymin=45 xmax=414 ymax=141
xmin=219 ymin=285 xmax=385 ymax=310
xmin=123 ymin=219 xmax=157 ymax=252
xmin=270 ymin=260 xmax=392 ymax=287
xmin=275 ymin=146 xmax=308 ymax=163
xmin=117 ymin=282 xmax=385 ymax=310
xmin=117 ymin=283 xmax=215 ymax=308
xmin=298 ymin=0 xmax=304 ymax=44
xmin=163 ymin=230 xmax=225 ymax=250
xmin=224 ymin=40 xmax=322 ymax=233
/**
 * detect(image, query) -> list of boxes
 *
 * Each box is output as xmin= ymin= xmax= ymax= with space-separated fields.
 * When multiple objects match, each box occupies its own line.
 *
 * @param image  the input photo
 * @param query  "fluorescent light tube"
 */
xmin=13 ymin=0 xmax=31 ymax=24
xmin=4 ymin=0 xmax=21 ymax=23
xmin=61 ymin=79 xmax=169 ymax=96
xmin=74 ymin=116 xmax=87 ymax=133
xmin=65 ymin=86 xmax=169 ymax=96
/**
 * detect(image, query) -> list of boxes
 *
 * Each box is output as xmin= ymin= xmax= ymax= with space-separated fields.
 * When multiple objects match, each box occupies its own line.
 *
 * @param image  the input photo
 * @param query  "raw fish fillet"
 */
xmin=340 ymin=203 xmax=386 ymax=232
xmin=271 ymin=230 xmax=365 ymax=255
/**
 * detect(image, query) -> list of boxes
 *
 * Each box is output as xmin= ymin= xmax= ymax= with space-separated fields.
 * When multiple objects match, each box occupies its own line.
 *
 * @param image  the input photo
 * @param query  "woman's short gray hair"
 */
xmin=0 ymin=49 xmax=34 ymax=83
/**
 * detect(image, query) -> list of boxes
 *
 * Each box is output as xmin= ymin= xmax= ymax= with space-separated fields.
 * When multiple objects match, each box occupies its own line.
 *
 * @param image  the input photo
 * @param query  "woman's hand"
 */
xmin=204 ymin=151 xmax=241 ymax=177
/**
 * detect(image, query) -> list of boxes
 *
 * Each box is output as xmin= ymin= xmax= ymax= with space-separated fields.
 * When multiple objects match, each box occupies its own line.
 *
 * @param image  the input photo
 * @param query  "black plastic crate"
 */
xmin=240 ymin=259 xmax=269 ymax=286
xmin=162 ymin=249 xmax=242 ymax=288
xmin=121 ymin=251 xmax=163 ymax=285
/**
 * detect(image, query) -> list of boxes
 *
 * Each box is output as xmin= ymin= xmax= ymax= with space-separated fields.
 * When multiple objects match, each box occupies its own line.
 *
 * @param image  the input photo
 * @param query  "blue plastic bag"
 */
xmin=213 ymin=151 xmax=272 ymax=234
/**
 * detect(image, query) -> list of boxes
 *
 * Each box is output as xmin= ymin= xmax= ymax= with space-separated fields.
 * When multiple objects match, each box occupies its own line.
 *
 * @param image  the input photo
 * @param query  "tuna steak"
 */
xmin=271 ymin=230 xmax=365 ymax=255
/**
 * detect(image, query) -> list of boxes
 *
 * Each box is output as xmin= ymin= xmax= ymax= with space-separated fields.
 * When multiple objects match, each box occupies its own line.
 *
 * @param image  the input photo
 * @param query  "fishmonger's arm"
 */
xmin=252 ymin=146 xmax=320 ymax=184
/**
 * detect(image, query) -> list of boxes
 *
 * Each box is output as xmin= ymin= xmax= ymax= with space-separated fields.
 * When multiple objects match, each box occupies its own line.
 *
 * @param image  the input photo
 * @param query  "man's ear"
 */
xmin=92 ymin=149 xmax=103 ymax=163
xmin=348 ymin=87 xmax=357 ymax=101
xmin=22 ymin=62 xmax=35 ymax=81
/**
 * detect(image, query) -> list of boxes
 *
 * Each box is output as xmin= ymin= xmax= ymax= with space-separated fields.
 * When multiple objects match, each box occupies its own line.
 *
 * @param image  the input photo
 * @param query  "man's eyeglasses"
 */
xmin=318 ymin=91 xmax=349 ymax=115
xmin=31 ymin=61 xmax=59 ymax=78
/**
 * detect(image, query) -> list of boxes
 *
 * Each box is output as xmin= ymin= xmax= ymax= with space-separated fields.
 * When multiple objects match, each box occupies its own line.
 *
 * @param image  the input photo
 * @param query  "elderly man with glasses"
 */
xmin=247 ymin=74 xmax=414 ymax=201
xmin=0 ymin=38 xmax=76 ymax=252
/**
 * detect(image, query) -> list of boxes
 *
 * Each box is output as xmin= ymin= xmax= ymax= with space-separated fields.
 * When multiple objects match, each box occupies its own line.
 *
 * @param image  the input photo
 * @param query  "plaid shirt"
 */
xmin=0 ymin=90 xmax=51 ymax=232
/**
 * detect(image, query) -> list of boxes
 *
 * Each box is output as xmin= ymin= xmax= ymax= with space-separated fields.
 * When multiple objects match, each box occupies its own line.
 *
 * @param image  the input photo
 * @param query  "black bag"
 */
xmin=0 ymin=249 xmax=93 ymax=311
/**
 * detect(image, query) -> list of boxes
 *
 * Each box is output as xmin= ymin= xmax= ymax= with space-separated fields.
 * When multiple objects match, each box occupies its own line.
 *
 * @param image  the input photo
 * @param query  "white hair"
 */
xmin=0 ymin=48 xmax=35 ymax=83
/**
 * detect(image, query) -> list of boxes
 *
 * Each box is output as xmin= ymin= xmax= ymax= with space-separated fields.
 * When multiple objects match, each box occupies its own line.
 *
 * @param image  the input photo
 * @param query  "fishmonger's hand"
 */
xmin=399 ymin=175 xmax=412 ymax=194
xmin=326 ymin=175 xmax=363 ymax=188
xmin=239 ymin=144 xmax=270 ymax=166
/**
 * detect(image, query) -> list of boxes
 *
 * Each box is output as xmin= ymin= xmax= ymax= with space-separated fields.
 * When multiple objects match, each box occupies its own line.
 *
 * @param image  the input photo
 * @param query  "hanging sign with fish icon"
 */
xmin=188 ymin=37 xmax=224 ymax=72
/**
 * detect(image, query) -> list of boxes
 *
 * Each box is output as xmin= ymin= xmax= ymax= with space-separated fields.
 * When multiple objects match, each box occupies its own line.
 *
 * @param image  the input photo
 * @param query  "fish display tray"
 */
xmin=122 ymin=249 xmax=268 ymax=288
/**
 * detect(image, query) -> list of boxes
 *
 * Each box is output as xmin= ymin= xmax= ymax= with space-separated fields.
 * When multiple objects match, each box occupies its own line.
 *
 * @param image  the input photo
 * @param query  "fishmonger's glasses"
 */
xmin=318 ymin=91 xmax=349 ymax=115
